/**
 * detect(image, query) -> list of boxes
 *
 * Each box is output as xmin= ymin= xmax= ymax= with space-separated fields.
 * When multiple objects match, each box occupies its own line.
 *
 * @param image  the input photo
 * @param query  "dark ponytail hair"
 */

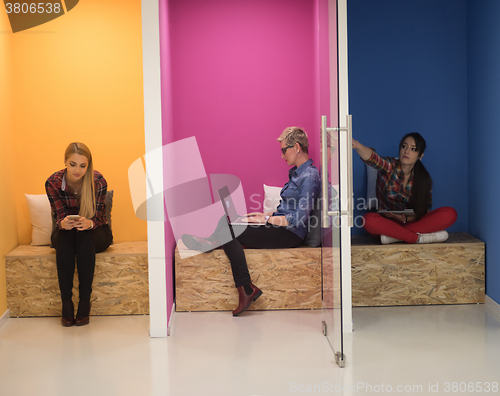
xmin=399 ymin=133 xmax=432 ymax=219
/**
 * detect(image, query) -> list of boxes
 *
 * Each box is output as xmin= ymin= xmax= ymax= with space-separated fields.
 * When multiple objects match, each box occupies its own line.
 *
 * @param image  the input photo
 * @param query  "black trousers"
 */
xmin=51 ymin=225 xmax=113 ymax=300
xmin=211 ymin=216 xmax=303 ymax=288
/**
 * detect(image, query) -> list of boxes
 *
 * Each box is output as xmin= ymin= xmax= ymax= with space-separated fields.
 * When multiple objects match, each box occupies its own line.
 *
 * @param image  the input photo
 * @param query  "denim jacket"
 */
xmin=273 ymin=159 xmax=321 ymax=239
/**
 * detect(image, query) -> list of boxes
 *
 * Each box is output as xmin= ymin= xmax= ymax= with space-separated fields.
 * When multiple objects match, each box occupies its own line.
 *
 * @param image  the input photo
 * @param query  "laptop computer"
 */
xmin=377 ymin=209 xmax=415 ymax=215
xmin=217 ymin=186 xmax=267 ymax=226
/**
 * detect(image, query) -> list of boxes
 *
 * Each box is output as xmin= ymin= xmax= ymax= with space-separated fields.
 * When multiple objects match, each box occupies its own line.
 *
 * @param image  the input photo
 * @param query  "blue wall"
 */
xmin=347 ymin=0 xmax=468 ymax=235
xmin=467 ymin=0 xmax=500 ymax=304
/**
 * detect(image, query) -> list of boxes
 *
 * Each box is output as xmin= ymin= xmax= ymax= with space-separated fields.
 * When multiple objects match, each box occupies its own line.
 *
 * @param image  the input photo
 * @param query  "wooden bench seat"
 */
xmin=6 ymin=241 xmax=148 ymax=317
xmin=175 ymin=232 xmax=485 ymax=311
xmin=351 ymin=232 xmax=485 ymax=306
xmin=175 ymin=242 xmax=321 ymax=312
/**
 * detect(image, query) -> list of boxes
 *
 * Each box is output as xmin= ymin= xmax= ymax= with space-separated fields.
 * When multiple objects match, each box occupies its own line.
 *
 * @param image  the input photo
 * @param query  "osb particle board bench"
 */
xmin=351 ymin=232 xmax=485 ymax=306
xmin=6 ymin=241 xmax=148 ymax=317
xmin=175 ymin=241 xmax=322 ymax=312
xmin=175 ymin=232 xmax=485 ymax=311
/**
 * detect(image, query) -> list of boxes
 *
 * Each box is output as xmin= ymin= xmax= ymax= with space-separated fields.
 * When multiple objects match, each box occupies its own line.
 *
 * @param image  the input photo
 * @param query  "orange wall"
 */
xmin=10 ymin=0 xmax=147 ymax=244
xmin=0 ymin=9 xmax=18 ymax=315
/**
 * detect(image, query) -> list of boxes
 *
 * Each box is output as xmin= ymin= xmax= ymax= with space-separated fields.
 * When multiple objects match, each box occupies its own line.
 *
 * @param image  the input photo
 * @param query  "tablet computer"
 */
xmin=377 ymin=209 xmax=415 ymax=215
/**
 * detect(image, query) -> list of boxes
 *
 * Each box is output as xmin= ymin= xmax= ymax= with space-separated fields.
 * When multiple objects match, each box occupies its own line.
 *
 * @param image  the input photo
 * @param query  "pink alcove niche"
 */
xmin=159 ymin=0 xmax=338 ymax=325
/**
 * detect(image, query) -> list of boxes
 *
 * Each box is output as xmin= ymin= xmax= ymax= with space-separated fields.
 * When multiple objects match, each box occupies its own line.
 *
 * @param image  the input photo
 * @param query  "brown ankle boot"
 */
xmin=75 ymin=299 xmax=91 ymax=326
xmin=232 ymin=283 xmax=263 ymax=316
xmin=61 ymin=298 xmax=75 ymax=327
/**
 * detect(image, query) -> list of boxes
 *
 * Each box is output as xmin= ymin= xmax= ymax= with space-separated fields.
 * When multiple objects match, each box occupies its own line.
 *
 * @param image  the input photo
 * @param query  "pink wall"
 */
xmin=159 ymin=0 xmax=175 ymax=325
xmin=160 ymin=0 xmax=336 ymax=323
xmin=315 ymin=0 xmax=339 ymax=186
xmin=168 ymin=0 xmax=320 ymax=208
xmin=317 ymin=0 xmax=332 ymax=127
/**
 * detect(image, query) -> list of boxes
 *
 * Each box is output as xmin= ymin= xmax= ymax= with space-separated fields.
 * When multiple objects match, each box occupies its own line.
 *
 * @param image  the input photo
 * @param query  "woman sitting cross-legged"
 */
xmin=182 ymin=127 xmax=321 ymax=316
xmin=352 ymin=132 xmax=457 ymax=244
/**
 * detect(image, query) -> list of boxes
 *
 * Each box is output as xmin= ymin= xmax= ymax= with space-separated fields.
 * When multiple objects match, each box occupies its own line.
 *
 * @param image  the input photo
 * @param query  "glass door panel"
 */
xmin=320 ymin=0 xmax=351 ymax=368
xmin=321 ymin=116 xmax=345 ymax=368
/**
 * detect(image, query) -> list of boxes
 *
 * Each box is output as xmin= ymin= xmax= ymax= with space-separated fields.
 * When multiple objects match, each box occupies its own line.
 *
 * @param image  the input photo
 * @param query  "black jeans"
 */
xmin=211 ymin=216 xmax=303 ymax=288
xmin=51 ymin=225 xmax=113 ymax=300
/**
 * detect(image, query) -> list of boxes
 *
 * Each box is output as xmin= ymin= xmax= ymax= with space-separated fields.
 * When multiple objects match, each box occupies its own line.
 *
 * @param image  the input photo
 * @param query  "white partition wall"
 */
xmin=335 ymin=0 xmax=353 ymax=333
xmin=141 ymin=0 xmax=167 ymax=338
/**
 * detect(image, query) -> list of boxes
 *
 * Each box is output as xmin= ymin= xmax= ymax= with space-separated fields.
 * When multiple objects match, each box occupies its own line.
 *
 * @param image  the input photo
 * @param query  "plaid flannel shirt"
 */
xmin=45 ymin=169 xmax=108 ymax=229
xmin=363 ymin=150 xmax=432 ymax=211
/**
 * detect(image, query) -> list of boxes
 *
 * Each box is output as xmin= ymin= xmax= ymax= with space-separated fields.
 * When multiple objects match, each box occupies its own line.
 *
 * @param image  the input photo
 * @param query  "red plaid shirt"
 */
xmin=45 ymin=169 xmax=108 ymax=229
xmin=364 ymin=150 xmax=432 ymax=211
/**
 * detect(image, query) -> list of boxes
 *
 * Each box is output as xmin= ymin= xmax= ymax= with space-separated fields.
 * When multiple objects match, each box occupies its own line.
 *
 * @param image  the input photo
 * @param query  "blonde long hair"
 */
xmin=65 ymin=142 xmax=95 ymax=219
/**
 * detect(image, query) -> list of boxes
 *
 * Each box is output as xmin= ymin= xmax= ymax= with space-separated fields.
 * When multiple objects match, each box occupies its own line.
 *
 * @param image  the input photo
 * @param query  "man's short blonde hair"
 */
xmin=277 ymin=127 xmax=309 ymax=154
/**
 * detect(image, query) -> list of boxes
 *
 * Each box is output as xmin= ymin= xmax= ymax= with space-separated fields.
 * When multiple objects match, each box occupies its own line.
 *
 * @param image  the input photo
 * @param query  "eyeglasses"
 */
xmin=281 ymin=145 xmax=294 ymax=155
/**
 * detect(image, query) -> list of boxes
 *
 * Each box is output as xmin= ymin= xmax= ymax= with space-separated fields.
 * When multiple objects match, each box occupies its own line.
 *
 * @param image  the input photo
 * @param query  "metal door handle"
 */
xmin=321 ymin=115 xmax=330 ymax=228
xmin=346 ymin=115 xmax=353 ymax=227
xmin=320 ymin=115 xmax=353 ymax=228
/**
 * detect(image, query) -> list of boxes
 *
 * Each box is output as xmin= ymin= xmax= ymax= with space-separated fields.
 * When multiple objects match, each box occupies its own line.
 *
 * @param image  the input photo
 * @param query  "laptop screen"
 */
xmin=217 ymin=186 xmax=239 ymax=222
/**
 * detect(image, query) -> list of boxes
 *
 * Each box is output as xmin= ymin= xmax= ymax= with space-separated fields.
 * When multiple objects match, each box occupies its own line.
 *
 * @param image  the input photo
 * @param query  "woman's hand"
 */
xmin=74 ymin=217 xmax=93 ymax=231
xmin=241 ymin=213 xmax=266 ymax=223
xmin=266 ymin=215 xmax=289 ymax=227
xmin=241 ymin=212 xmax=264 ymax=223
xmin=61 ymin=215 xmax=78 ymax=230
xmin=352 ymin=139 xmax=373 ymax=161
